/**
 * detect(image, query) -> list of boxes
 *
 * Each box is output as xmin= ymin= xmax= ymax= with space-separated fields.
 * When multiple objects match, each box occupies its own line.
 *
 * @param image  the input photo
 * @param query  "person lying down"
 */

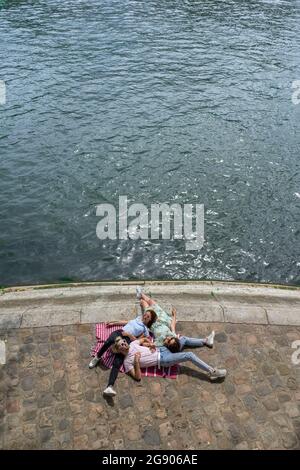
xmin=89 ymin=286 xmax=227 ymax=397
xmin=88 ymin=308 xmax=157 ymax=397
xmin=113 ymin=336 xmax=227 ymax=382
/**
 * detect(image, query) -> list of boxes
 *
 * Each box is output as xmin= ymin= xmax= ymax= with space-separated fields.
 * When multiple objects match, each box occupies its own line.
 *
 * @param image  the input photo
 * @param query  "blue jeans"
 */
xmin=179 ymin=336 xmax=206 ymax=350
xmin=159 ymin=336 xmax=212 ymax=372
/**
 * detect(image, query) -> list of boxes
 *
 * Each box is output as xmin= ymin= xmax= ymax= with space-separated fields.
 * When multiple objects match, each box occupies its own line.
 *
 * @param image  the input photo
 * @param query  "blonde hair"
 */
xmin=111 ymin=336 xmax=123 ymax=354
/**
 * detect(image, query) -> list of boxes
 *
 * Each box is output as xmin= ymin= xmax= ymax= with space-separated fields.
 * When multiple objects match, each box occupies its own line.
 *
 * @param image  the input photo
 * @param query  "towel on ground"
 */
xmin=91 ymin=323 xmax=178 ymax=379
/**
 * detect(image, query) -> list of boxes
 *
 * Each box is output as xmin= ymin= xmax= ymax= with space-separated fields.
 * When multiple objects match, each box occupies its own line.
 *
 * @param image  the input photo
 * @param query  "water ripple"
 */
xmin=0 ymin=0 xmax=300 ymax=285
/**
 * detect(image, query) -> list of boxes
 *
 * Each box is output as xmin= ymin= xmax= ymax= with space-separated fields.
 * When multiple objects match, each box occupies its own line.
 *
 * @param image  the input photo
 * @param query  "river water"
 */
xmin=0 ymin=0 xmax=300 ymax=286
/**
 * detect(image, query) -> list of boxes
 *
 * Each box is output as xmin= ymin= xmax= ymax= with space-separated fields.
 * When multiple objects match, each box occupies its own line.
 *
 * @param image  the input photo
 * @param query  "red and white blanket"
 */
xmin=91 ymin=323 xmax=178 ymax=379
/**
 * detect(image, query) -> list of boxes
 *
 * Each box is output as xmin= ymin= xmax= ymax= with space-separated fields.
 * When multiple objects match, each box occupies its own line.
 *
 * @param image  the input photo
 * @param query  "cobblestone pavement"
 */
xmin=0 ymin=322 xmax=300 ymax=450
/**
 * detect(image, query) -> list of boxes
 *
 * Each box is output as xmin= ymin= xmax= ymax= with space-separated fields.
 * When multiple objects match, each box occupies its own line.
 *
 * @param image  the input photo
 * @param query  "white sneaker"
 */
xmin=103 ymin=386 xmax=117 ymax=397
xmin=206 ymin=330 xmax=215 ymax=348
xmin=136 ymin=286 xmax=143 ymax=299
xmin=89 ymin=356 xmax=100 ymax=369
xmin=209 ymin=368 xmax=227 ymax=381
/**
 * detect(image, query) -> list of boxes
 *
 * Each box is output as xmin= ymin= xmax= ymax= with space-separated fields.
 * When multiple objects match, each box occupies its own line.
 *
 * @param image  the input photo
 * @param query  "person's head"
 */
xmin=112 ymin=336 xmax=130 ymax=355
xmin=164 ymin=336 xmax=180 ymax=353
xmin=142 ymin=309 xmax=157 ymax=328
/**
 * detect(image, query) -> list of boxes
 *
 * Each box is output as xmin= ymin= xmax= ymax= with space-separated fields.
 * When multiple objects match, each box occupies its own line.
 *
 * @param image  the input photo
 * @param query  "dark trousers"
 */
xmin=96 ymin=329 xmax=127 ymax=387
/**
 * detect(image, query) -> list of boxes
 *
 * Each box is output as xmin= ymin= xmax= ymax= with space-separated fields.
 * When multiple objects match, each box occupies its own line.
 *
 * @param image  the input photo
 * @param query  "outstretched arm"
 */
xmin=127 ymin=353 xmax=142 ymax=381
xmin=122 ymin=331 xmax=137 ymax=341
xmin=170 ymin=307 xmax=177 ymax=333
xmin=106 ymin=320 xmax=128 ymax=327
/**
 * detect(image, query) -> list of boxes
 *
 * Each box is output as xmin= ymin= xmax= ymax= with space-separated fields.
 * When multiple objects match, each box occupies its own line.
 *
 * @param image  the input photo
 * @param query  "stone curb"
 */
xmin=0 ymin=281 xmax=299 ymax=329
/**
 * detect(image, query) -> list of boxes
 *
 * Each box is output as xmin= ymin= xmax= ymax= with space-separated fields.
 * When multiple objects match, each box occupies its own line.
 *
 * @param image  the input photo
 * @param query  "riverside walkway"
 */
xmin=0 ymin=281 xmax=299 ymax=449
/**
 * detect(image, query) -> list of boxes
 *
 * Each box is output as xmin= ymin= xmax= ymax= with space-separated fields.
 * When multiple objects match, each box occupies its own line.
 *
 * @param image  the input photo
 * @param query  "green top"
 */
xmin=147 ymin=303 xmax=176 ymax=347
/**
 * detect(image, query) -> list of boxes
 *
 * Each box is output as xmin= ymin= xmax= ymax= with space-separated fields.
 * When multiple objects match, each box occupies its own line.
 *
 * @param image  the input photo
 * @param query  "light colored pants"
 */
xmin=179 ymin=335 xmax=206 ymax=349
xmin=159 ymin=336 xmax=213 ymax=372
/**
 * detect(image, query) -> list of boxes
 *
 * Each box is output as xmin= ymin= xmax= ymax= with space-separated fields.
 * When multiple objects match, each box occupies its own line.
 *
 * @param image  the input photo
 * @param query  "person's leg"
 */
xmin=179 ymin=336 xmax=206 ymax=351
xmin=160 ymin=350 xmax=213 ymax=373
xmin=89 ymin=330 xmax=121 ymax=368
xmin=140 ymin=299 xmax=150 ymax=311
xmin=140 ymin=293 xmax=156 ymax=306
xmin=96 ymin=330 xmax=120 ymax=358
xmin=140 ymin=293 xmax=157 ymax=313
xmin=107 ymin=354 xmax=124 ymax=386
xmin=103 ymin=353 xmax=125 ymax=396
xmin=180 ymin=332 xmax=215 ymax=350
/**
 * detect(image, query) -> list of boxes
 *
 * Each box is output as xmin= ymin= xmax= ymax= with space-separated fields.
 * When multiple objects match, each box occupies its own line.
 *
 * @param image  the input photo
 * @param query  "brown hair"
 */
xmin=166 ymin=337 xmax=181 ymax=353
xmin=145 ymin=309 xmax=157 ymax=329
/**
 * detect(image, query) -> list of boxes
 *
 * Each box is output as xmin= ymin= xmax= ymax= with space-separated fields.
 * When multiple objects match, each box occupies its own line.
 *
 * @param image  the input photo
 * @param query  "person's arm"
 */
xmin=123 ymin=331 xmax=147 ymax=341
xmin=106 ymin=320 xmax=128 ymax=327
xmin=136 ymin=333 xmax=145 ymax=339
xmin=127 ymin=353 xmax=142 ymax=381
xmin=122 ymin=331 xmax=137 ymax=341
xmin=139 ymin=337 xmax=153 ymax=347
xmin=170 ymin=307 xmax=177 ymax=333
xmin=139 ymin=337 xmax=156 ymax=352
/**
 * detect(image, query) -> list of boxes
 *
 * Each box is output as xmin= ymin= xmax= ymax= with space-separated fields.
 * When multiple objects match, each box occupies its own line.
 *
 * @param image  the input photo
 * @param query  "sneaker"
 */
xmin=89 ymin=356 xmax=100 ymax=369
xmin=206 ymin=330 xmax=215 ymax=348
xmin=136 ymin=286 xmax=143 ymax=299
xmin=103 ymin=386 xmax=117 ymax=397
xmin=209 ymin=368 xmax=227 ymax=381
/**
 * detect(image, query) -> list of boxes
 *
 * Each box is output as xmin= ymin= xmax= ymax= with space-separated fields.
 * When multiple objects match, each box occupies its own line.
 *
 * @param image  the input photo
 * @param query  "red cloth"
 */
xmin=91 ymin=323 xmax=178 ymax=379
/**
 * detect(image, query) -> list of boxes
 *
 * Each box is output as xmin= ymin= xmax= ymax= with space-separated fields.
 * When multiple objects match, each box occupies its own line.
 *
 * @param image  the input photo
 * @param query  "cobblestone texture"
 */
xmin=0 ymin=322 xmax=299 ymax=449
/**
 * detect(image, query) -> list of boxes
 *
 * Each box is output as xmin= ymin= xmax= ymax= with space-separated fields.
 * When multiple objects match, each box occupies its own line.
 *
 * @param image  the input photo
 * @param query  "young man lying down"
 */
xmin=113 ymin=335 xmax=227 ymax=382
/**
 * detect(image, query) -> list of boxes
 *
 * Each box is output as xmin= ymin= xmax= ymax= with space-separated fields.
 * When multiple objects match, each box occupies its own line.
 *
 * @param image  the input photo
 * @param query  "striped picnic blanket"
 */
xmin=91 ymin=323 xmax=178 ymax=379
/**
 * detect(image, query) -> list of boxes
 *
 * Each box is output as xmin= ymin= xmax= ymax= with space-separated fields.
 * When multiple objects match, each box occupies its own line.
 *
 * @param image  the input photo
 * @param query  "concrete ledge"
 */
xmin=21 ymin=307 xmax=81 ymax=328
xmin=0 ymin=281 xmax=299 ymax=329
xmin=267 ymin=308 xmax=300 ymax=326
xmin=224 ymin=306 xmax=268 ymax=324
xmin=174 ymin=304 xmax=224 ymax=323
xmin=80 ymin=304 xmax=137 ymax=324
